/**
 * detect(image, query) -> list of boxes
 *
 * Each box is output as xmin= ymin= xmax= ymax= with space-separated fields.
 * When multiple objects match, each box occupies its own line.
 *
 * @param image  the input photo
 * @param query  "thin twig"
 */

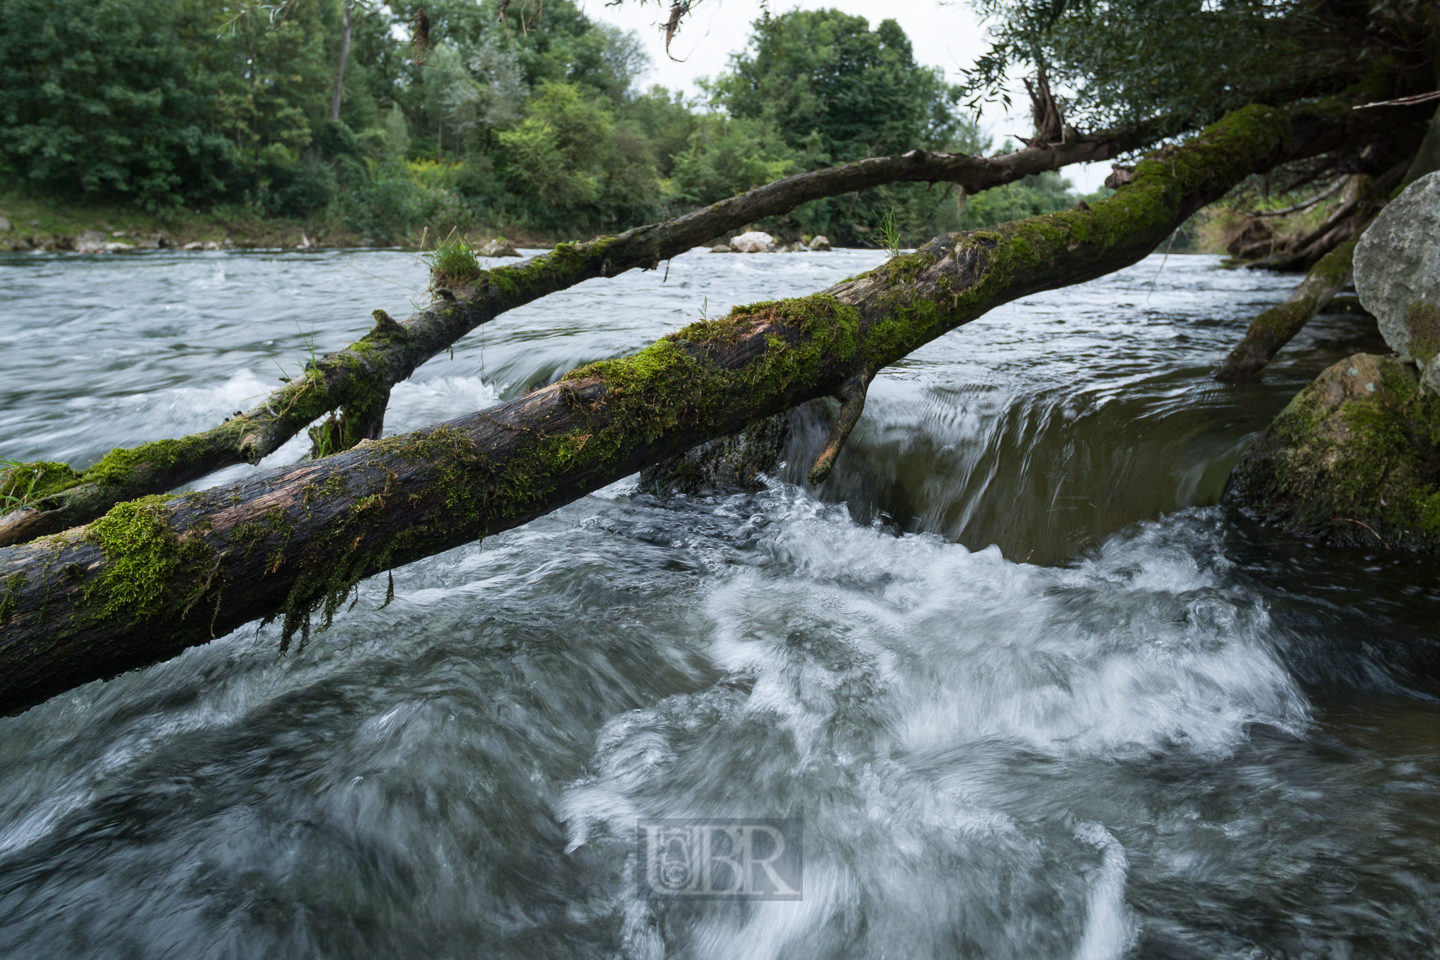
xmin=1352 ymin=90 xmax=1440 ymax=110
xmin=1334 ymin=517 xmax=1387 ymax=548
xmin=1145 ymin=228 xmax=1180 ymax=303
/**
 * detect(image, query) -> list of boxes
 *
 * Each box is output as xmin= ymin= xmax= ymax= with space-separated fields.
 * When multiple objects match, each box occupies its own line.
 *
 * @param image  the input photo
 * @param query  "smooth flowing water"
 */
xmin=0 ymin=247 xmax=1437 ymax=959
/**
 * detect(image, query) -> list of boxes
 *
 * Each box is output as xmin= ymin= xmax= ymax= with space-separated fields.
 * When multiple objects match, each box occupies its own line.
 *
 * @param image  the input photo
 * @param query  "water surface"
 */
xmin=0 ymin=247 xmax=1436 ymax=959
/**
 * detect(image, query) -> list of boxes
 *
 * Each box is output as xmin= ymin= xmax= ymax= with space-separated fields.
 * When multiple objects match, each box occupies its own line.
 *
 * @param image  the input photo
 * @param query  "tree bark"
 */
xmin=0 ymin=102 xmax=1374 ymax=716
xmin=1213 ymin=237 xmax=1360 ymax=380
xmin=0 ymin=116 xmax=1175 ymax=548
xmin=329 ymin=0 xmax=353 ymax=122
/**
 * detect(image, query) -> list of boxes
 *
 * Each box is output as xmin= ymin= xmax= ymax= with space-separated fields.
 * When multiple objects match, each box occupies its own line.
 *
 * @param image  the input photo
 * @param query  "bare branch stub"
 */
xmin=663 ymin=1 xmax=692 ymax=62
xmin=1021 ymin=62 xmax=1065 ymax=148
xmin=410 ymin=5 xmax=430 ymax=63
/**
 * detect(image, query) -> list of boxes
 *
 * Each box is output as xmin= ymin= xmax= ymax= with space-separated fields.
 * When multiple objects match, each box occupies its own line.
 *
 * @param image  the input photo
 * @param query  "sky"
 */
xmin=579 ymin=0 xmax=1112 ymax=192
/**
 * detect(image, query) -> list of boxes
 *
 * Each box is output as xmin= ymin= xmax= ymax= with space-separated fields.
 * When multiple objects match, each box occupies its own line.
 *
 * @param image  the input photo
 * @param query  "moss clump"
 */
xmin=428 ymin=237 xmax=482 ymax=290
xmin=1225 ymin=353 xmax=1440 ymax=550
xmin=0 ymin=572 xmax=24 ymax=625
xmin=1404 ymin=302 xmax=1440 ymax=367
xmin=1 ymin=460 xmax=83 ymax=510
xmin=83 ymin=495 xmax=222 ymax=622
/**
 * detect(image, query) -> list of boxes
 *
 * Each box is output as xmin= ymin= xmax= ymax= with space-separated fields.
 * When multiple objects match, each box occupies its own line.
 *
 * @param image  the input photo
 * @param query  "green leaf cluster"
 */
xmin=962 ymin=0 xmax=1432 ymax=131
xmin=0 ymin=0 xmax=1090 ymax=243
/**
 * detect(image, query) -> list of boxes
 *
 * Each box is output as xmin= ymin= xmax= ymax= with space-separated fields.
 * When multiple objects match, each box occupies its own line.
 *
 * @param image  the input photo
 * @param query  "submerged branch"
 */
xmin=0 ymin=100 xmax=1377 ymax=716
xmin=1214 ymin=237 xmax=1362 ymax=380
xmin=0 ymin=115 xmax=1176 ymax=548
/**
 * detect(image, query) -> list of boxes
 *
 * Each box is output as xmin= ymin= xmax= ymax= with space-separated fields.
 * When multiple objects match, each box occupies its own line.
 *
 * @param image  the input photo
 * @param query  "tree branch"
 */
xmin=1214 ymin=237 xmax=1361 ymax=380
xmin=0 ymin=115 xmax=1177 ymax=548
xmin=0 ymin=100 xmax=1377 ymax=716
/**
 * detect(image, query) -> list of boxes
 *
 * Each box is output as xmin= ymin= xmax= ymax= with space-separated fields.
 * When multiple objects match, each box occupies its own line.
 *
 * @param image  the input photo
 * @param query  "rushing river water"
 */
xmin=1 ymin=246 xmax=1438 ymax=959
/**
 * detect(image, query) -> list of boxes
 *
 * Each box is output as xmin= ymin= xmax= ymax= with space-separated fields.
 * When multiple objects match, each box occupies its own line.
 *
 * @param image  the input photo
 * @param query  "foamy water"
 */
xmin=0 ymin=247 xmax=1436 ymax=958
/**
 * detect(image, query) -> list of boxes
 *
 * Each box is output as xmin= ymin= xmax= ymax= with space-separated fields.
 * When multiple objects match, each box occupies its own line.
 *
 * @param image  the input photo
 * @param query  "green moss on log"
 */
xmin=1 ymin=461 xmax=83 ymax=506
xmin=83 ymin=495 xmax=224 ymax=623
xmin=1404 ymin=302 xmax=1440 ymax=366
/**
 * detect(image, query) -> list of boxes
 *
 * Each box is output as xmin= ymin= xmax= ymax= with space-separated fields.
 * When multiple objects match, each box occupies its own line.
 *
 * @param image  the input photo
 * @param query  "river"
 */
xmin=0 ymin=246 xmax=1437 ymax=959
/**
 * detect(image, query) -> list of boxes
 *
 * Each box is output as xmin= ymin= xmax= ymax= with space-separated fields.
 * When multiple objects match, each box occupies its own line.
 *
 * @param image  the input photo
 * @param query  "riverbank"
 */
xmin=0 ymin=193 xmax=574 ymax=254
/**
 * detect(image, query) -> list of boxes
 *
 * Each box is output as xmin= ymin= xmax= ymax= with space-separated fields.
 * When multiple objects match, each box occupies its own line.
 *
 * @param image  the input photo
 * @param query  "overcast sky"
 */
xmin=581 ymin=0 xmax=1112 ymax=192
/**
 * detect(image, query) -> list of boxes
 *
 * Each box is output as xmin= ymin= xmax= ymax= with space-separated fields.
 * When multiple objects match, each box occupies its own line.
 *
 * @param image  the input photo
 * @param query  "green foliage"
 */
xmin=495 ymin=81 xmax=660 ymax=230
xmin=1 ymin=0 xmax=1050 ymax=242
xmin=663 ymin=114 xmax=799 ymax=206
xmin=962 ymin=0 xmax=1430 ymax=130
xmin=963 ymin=170 xmax=1078 ymax=228
xmin=1 ymin=458 xmax=81 ymax=511
xmin=708 ymin=7 xmax=990 ymax=245
xmin=879 ymin=208 xmax=901 ymax=258
xmin=0 ymin=0 xmax=238 ymax=207
xmin=428 ymin=234 xmax=482 ymax=289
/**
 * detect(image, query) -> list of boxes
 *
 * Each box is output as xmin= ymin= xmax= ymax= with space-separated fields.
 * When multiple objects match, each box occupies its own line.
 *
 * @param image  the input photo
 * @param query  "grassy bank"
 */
xmin=0 ymin=192 xmax=580 ymax=253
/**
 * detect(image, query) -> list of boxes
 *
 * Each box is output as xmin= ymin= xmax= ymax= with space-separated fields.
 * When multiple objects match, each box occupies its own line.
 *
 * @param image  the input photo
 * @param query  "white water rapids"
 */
xmin=0 ymin=247 xmax=1436 ymax=958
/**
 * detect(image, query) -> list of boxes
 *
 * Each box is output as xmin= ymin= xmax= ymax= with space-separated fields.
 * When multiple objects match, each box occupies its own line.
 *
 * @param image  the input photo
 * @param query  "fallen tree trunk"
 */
xmin=0 ymin=117 xmax=1173 ymax=548
xmin=1213 ymin=236 xmax=1361 ymax=380
xmin=0 ymin=101 xmax=1374 ymax=716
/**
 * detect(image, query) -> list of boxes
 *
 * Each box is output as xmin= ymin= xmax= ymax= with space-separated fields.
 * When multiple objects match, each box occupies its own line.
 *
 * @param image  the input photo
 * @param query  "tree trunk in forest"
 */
xmin=329 ymin=0 xmax=352 ymax=122
xmin=1213 ymin=237 xmax=1361 ymax=380
xmin=0 ymin=101 xmax=1381 ymax=716
xmin=0 ymin=116 xmax=1174 ymax=548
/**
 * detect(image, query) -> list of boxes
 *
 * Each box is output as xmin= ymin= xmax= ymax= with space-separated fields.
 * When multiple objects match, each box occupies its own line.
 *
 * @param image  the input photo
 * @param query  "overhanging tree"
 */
xmin=0 ymin=117 xmax=1168 ymax=548
xmin=0 ymin=96 xmax=1401 ymax=716
xmin=2 ymin=0 xmax=1437 ymax=716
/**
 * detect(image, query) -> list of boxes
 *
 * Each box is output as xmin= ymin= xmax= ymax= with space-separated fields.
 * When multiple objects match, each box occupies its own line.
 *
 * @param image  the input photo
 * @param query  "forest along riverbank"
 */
xmin=0 ymin=248 xmax=1436 ymax=958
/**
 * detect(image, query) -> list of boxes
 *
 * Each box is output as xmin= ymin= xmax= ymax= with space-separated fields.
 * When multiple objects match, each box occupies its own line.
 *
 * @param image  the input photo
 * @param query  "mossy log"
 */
xmin=0 ymin=101 xmax=1380 ymax=715
xmin=1214 ymin=237 xmax=1360 ymax=380
xmin=1224 ymin=352 xmax=1440 ymax=549
xmin=0 ymin=118 xmax=1174 ymax=548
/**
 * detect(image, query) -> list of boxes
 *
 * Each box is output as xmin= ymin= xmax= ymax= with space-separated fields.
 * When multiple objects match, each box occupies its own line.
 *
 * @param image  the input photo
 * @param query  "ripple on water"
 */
xmin=0 ymin=249 xmax=1435 ymax=958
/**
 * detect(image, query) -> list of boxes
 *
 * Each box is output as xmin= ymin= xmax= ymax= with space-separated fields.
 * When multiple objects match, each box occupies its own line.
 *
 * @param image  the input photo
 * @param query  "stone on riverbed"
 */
xmin=729 ymin=230 xmax=776 ymax=253
xmin=478 ymin=236 xmax=520 ymax=257
xmin=639 ymin=414 xmax=791 ymax=495
xmin=808 ymin=234 xmax=831 ymax=251
xmin=1224 ymin=353 xmax=1440 ymax=550
xmin=1354 ymin=170 xmax=1440 ymax=391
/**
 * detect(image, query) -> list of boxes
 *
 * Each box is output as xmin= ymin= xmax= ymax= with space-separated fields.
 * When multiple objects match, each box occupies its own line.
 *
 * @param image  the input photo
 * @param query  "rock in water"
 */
xmin=729 ymin=231 xmax=776 ymax=253
xmin=74 ymin=230 xmax=108 ymax=254
xmin=1354 ymin=171 xmax=1440 ymax=391
xmin=808 ymin=235 xmax=831 ymax=251
xmin=478 ymin=236 xmax=521 ymax=257
xmin=1224 ymin=353 xmax=1440 ymax=551
xmin=639 ymin=414 xmax=791 ymax=495
xmin=709 ymin=244 xmax=730 ymax=253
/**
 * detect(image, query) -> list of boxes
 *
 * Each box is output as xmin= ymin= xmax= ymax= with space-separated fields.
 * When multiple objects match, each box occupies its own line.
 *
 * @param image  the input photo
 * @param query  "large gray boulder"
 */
xmin=1354 ymin=171 xmax=1440 ymax=390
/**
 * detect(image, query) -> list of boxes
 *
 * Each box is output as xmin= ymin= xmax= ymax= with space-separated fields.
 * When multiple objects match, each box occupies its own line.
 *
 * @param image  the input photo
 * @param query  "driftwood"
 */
xmin=0 ymin=100 xmax=1384 ymax=716
xmin=1214 ymin=236 xmax=1361 ymax=380
xmin=0 ymin=117 xmax=1173 ymax=548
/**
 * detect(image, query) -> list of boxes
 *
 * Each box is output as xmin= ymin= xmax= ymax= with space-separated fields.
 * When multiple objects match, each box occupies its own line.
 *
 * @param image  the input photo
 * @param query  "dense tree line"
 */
xmin=0 ymin=0 xmax=1080 ymax=244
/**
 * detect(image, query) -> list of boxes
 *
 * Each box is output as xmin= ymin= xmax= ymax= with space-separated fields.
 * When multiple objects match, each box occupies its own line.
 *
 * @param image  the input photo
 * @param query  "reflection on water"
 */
xmin=0 ymin=248 xmax=1435 ymax=958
